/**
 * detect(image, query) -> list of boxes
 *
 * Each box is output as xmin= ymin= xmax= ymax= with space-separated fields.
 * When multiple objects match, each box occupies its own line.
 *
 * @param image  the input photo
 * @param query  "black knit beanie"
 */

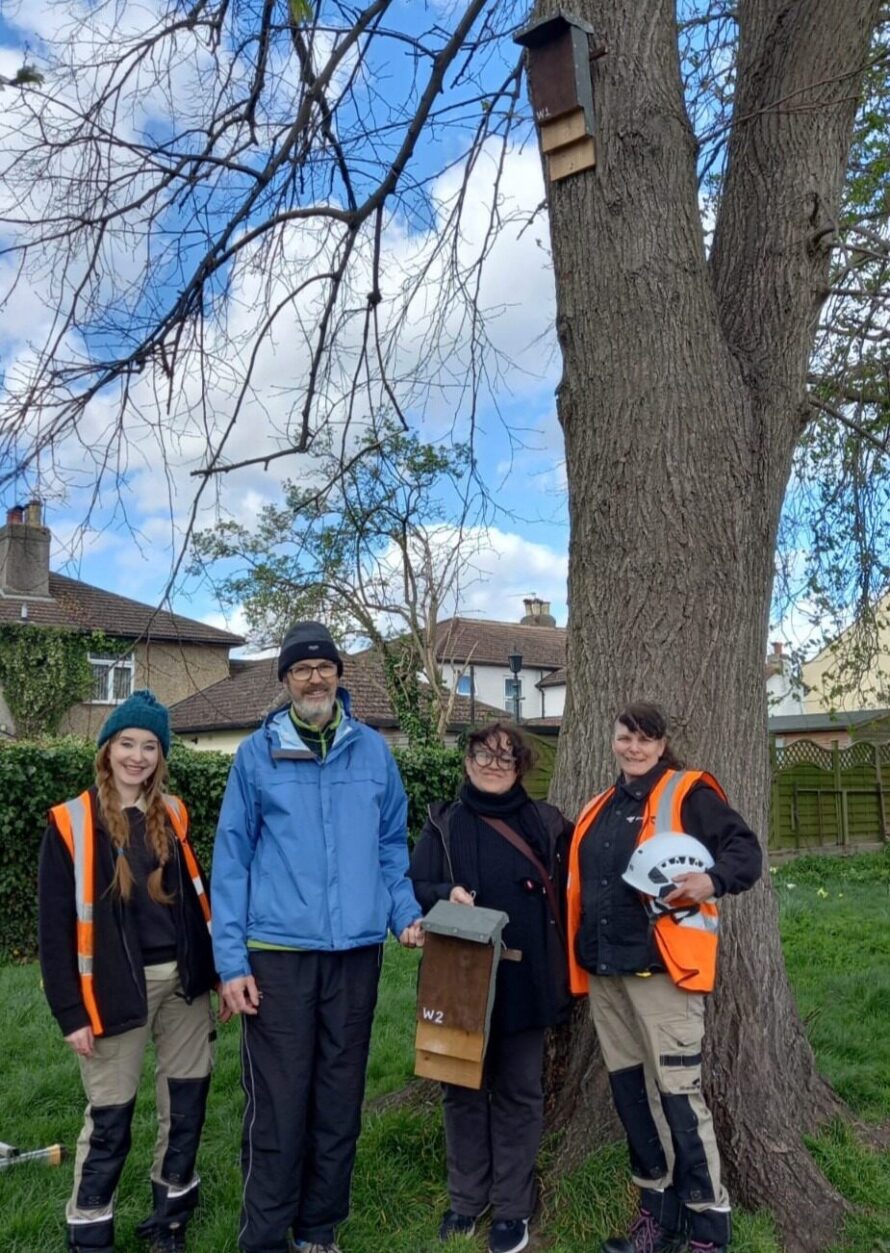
xmin=277 ymin=621 xmax=343 ymax=680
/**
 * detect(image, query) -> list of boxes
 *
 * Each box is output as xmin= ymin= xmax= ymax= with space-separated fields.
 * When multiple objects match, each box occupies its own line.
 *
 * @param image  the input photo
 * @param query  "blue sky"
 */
xmin=0 ymin=2 xmax=573 ymax=642
xmin=1 ymin=2 xmax=841 ymax=662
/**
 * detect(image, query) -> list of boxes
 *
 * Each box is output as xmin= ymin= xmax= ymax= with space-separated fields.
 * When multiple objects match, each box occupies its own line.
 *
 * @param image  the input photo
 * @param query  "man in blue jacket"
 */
xmin=212 ymin=622 xmax=423 ymax=1253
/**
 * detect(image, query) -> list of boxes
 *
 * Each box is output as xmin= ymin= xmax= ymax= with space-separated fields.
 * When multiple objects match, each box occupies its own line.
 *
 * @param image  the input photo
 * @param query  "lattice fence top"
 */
xmin=775 ymin=739 xmax=833 ymax=771
xmin=838 ymin=741 xmax=875 ymax=771
xmin=774 ymin=737 xmax=888 ymax=774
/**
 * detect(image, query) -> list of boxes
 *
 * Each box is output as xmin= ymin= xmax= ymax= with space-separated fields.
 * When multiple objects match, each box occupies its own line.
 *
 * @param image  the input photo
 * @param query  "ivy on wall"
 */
xmin=0 ymin=625 xmax=111 ymax=739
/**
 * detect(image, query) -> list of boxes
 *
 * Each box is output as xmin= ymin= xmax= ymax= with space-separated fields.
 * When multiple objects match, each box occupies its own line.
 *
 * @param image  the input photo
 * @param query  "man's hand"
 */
xmin=65 ymin=1025 xmax=95 ymax=1058
xmin=449 ymin=886 xmax=475 ymax=906
xmin=399 ymin=919 xmax=425 ymax=948
xmin=664 ymin=872 xmax=715 ymax=906
xmin=221 ymin=975 xmax=261 ymax=1016
xmin=215 ymin=985 xmax=234 ymax=1023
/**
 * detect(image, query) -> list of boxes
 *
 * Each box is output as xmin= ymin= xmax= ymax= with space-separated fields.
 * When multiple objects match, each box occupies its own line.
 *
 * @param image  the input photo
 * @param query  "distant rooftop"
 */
xmin=435 ymin=616 xmax=565 ymax=670
xmin=170 ymin=647 xmax=507 ymax=734
xmin=0 ymin=572 xmax=242 ymax=646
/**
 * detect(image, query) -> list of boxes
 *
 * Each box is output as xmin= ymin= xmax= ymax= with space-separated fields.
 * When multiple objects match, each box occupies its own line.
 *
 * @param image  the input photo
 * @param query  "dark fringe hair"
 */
xmin=465 ymin=721 xmax=535 ymax=780
xmin=616 ymin=702 xmax=684 ymax=769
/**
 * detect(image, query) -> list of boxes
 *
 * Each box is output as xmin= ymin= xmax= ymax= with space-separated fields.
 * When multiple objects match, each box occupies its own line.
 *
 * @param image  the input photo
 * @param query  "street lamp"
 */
xmin=507 ymin=648 xmax=523 ymax=724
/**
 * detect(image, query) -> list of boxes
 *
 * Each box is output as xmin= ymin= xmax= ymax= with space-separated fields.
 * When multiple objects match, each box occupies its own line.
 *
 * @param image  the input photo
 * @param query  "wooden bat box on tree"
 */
xmin=414 ymin=901 xmax=512 ymax=1089
xmin=515 ymin=11 xmax=598 ymax=182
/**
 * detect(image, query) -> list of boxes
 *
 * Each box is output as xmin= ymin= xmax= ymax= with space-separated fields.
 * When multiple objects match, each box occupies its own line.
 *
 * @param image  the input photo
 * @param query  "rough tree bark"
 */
xmin=533 ymin=1 xmax=883 ymax=1249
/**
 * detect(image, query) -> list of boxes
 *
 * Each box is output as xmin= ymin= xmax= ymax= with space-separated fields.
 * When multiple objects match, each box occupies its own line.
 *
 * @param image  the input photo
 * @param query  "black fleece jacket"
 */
xmin=39 ymin=788 xmax=216 ymax=1038
xmin=410 ymin=787 xmax=573 ymax=1035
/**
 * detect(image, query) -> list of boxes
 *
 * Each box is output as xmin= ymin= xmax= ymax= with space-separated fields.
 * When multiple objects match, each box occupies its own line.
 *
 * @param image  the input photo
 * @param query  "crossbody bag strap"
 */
xmin=479 ymin=814 xmax=566 ymax=945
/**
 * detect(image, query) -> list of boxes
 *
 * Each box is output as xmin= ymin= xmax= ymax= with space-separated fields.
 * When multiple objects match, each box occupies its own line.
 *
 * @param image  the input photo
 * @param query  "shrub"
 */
xmin=392 ymin=742 xmax=464 ymax=839
xmin=0 ymin=736 xmax=464 ymax=958
xmin=0 ymin=738 xmax=237 ymax=959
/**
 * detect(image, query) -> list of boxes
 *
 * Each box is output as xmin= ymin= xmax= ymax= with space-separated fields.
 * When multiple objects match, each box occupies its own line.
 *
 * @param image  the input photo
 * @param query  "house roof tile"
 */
xmin=0 ymin=573 xmax=242 ymax=646
xmin=170 ymin=648 xmax=507 ymax=734
xmin=435 ymin=617 xmax=566 ymax=669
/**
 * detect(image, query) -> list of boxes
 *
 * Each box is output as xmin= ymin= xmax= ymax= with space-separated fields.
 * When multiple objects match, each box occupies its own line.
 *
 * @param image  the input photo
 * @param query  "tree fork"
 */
xmin=529 ymin=0 xmax=883 ymax=1246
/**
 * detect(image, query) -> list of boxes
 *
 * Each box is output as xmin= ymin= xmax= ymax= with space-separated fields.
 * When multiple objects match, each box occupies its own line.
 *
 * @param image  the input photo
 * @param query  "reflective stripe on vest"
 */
xmin=641 ymin=770 xmax=724 ymax=992
xmin=49 ymin=792 xmax=103 ymax=1035
xmin=162 ymin=794 xmax=211 ymax=932
xmin=566 ymin=770 xmax=726 ymax=996
xmin=49 ymin=791 xmax=211 ymax=1037
xmin=566 ymin=788 xmax=614 ymax=996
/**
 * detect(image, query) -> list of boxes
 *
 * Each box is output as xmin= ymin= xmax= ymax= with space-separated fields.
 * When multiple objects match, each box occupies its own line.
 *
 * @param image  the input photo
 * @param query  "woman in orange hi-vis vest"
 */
xmin=38 ymin=690 xmax=224 ymax=1253
xmin=566 ymin=702 xmax=761 ymax=1253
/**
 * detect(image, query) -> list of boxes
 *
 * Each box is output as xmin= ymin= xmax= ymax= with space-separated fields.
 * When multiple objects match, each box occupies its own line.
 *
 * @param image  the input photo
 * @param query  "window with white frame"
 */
xmin=456 ymin=673 xmax=474 ymax=697
xmin=504 ymin=677 xmax=522 ymax=708
xmin=88 ymin=653 xmax=135 ymax=704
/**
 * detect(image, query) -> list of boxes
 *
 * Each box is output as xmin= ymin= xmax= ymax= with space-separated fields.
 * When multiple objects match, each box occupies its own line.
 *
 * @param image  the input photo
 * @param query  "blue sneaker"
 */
xmin=488 ymin=1217 xmax=529 ymax=1253
xmin=439 ymin=1206 xmax=489 ymax=1241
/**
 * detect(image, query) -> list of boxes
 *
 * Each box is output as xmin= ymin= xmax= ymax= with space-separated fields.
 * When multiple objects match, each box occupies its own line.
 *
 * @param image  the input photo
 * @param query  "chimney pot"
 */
xmin=771 ymin=641 xmax=783 ymax=656
xmin=520 ymin=594 xmax=557 ymax=628
xmin=6 ymin=505 xmax=23 ymax=525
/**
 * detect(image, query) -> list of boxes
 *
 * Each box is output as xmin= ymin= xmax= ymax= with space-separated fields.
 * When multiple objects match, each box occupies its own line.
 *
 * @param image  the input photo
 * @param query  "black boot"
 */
xmin=136 ymin=1178 xmax=195 ymax=1249
xmin=67 ymin=1219 xmax=116 ymax=1252
xmin=600 ymin=1207 xmax=687 ymax=1253
xmin=145 ymin=1226 xmax=186 ymax=1253
xmin=685 ymin=1202 xmax=732 ymax=1251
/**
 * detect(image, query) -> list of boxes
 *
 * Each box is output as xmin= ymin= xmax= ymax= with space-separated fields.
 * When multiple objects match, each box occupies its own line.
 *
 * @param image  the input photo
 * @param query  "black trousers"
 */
xmin=238 ymin=946 xmax=382 ymax=1253
xmin=442 ymin=1026 xmax=545 ymax=1221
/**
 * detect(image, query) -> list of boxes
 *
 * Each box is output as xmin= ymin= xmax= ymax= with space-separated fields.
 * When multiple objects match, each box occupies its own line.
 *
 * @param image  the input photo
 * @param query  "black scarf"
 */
xmin=458 ymin=780 xmax=547 ymax=857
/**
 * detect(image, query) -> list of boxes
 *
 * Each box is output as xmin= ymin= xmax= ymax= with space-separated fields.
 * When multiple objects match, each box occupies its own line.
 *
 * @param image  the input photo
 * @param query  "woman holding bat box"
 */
xmin=410 ymin=722 xmax=572 ymax=1253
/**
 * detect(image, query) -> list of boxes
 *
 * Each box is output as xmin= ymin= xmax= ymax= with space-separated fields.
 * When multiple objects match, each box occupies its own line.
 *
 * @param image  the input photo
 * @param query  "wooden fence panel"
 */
xmin=771 ymin=738 xmax=889 ymax=851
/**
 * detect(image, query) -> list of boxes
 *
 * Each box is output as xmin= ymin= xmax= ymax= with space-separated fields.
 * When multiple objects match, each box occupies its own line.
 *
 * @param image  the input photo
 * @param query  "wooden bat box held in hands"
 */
xmin=514 ymin=11 xmax=598 ymax=182
xmin=414 ymin=901 xmax=510 ymax=1090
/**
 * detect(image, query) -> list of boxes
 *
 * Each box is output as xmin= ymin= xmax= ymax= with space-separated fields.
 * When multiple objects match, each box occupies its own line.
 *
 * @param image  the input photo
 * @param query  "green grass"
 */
xmin=1 ymin=851 xmax=888 ymax=1251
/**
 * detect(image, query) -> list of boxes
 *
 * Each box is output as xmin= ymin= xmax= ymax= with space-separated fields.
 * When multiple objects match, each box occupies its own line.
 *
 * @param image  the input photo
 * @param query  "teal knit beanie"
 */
xmin=96 ymin=689 xmax=171 ymax=757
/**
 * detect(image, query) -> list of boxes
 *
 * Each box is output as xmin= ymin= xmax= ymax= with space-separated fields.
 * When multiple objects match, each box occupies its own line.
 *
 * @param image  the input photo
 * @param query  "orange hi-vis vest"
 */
xmin=49 ymin=790 xmax=211 ymax=1037
xmin=567 ymin=769 xmax=726 ymax=996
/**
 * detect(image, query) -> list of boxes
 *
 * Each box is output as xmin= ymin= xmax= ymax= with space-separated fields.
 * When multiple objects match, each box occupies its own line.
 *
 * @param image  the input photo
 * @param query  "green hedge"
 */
xmin=0 ymin=737 xmax=463 ymax=960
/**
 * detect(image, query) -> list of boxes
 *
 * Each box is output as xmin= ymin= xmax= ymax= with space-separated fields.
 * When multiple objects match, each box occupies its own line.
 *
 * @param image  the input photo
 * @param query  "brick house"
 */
xmin=436 ymin=598 xmax=567 ymax=722
xmin=0 ymin=502 xmax=242 ymax=739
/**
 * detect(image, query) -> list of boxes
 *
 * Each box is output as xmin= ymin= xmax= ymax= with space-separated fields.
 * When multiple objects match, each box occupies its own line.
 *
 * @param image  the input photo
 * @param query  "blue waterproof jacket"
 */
xmin=211 ymin=692 xmax=420 ymax=982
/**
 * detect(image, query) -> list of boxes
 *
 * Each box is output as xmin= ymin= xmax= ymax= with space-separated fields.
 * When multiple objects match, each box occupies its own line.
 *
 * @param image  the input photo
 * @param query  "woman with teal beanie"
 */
xmin=39 ymin=690 xmax=223 ymax=1253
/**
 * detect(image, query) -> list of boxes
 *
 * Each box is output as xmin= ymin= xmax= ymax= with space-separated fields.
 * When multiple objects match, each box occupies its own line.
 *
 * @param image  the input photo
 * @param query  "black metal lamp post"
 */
xmin=507 ymin=648 xmax=523 ymax=724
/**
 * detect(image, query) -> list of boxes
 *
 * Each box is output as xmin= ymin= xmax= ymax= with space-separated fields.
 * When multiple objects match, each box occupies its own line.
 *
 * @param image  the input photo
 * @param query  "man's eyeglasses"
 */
xmin=469 ymin=749 xmax=516 ymax=770
xmin=287 ymin=662 xmax=338 ymax=683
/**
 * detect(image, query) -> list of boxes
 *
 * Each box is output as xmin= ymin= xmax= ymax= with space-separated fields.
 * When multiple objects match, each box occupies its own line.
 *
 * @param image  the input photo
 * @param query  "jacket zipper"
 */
xmin=427 ymin=807 xmax=457 ymax=885
xmin=119 ymin=897 xmax=144 ymax=1003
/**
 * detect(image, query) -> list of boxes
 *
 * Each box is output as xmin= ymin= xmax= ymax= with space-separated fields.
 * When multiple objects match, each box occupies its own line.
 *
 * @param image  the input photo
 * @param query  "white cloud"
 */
xmin=0 ymin=6 xmax=567 ymax=619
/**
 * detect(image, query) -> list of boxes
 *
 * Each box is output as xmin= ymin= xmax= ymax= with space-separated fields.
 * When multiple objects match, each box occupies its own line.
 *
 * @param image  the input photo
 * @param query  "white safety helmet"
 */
xmin=621 ymin=832 xmax=715 ymax=907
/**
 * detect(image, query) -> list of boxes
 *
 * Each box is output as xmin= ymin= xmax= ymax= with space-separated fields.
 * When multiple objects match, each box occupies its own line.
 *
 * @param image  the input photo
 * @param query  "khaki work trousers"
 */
xmin=589 ymin=973 xmax=731 ymax=1243
xmin=67 ymin=964 xmax=213 ymax=1246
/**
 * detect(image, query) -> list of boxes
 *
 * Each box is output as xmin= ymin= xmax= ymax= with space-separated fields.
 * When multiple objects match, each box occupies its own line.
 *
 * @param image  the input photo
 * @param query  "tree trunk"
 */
xmin=530 ymin=1 xmax=882 ymax=1247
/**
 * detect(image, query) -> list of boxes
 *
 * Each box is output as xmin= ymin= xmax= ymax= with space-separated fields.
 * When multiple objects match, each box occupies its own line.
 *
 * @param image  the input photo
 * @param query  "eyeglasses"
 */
xmin=469 ymin=749 xmax=516 ymax=770
xmin=286 ymin=661 xmax=338 ymax=682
